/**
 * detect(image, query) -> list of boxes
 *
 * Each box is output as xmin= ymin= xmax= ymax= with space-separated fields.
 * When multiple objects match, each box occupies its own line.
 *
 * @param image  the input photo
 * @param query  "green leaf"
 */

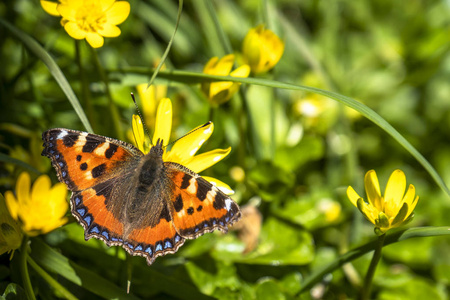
xmin=377 ymin=277 xmax=445 ymax=300
xmin=248 ymin=161 xmax=295 ymax=202
xmin=255 ymin=279 xmax=285 ymax=300
xmin=1 ymin=283 xmax=27 ymax=300
xmin=0 ymin=19 xmax=93 ymax=133
xmin=233 ymin=217 xmax=314 ymax=265
xmin=30 ymin=238 xmax=139 ymax=300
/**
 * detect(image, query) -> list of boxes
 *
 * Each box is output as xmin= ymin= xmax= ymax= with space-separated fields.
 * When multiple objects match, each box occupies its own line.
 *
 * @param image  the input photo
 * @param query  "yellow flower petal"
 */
xmin=86 ymin=32 xmax=104 ymax=48
xmin=132 ymin=115 xmax=147 ymax=153
xmin=209 ymin=81 xmax=234 ymax=99
xmin=17 ymin=172 xmax=31 ymax=208
xmin=48 ymin=184 xmax=68 ymax=222
xmin=384 ymin=169 xmax=406 ymax=205
xmin=364 ymin=170 xmax=382 ymax=210
xmin=356 ymin=198 xmax=377 ymax=224
xmin=230 ymin=64 xmax=251 ymax=78
xmin=203 ymin=56 xmax=219 ymax=72
xmin=105 ymin=1 xmax=131 ymax=25
xmin=242 ymin=25 xmax=284 ymax=74
xmin=185 ymin=147 xmax=231 ymax=174
xmin=346 ymin=186 xmax=361 ymax=207
xmin=201 ymin=176 xmax=234 ymax=195
xmin=4 ymin=191 xmax=19 ymax=220
xmin=64 ymin=22 xmax=86 ymax=39
xmin=152 ymin=98 xmax=172 ymax=147
xmin=31 ymin=175 xmax=51 ymax=206
xmin=204 ymin=55 xmax=235 ymax=75
xmin=40 ymin=1 xmax=61 ymax=16
xmin=165 ymin=122 xmax=214 ymax=165
xmin=97 ymin=24 xmax=121 ymax=37
xmin=57 ymin=3 xmax=80 ymax=21
xmin=100 ymin=0 xmax=116 ymax=10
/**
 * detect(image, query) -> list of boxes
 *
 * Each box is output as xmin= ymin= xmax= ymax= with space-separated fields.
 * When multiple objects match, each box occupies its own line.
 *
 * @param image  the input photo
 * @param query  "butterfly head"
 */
xmin=150 ymin=138 xmax=164 ymax=157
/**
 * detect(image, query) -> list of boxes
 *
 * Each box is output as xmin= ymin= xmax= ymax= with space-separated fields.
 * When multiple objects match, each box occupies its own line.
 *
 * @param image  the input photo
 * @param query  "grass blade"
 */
xmin=0 ymin=18 xmax=93 ymax=133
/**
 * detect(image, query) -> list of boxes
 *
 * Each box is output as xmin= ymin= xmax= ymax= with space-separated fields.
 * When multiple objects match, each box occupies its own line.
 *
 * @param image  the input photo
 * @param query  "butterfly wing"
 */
xmin=165 ymin=162 xmax=241 ymax=239
xmin=42 ymin=128 xmax=142 ymax=245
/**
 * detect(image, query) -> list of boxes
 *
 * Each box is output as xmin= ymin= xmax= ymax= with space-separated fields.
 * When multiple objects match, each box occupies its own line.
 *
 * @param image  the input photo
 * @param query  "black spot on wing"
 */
xmin=82 ymin=135 xmax=105 ymax=153
xmin=213 ymin=192 xmax=226 ymax=210
xmin=196 ymin=184 xmax=208 ymax=201
xmin=105 ymin=143 xmax=118 ymax=159
xmin=80 ymin=162 xmax=88 ymax=171
xmin=91 ymin=163 xmax=106 ymax=178
xmin=76 ymin=155 xmax=82 ymax=161
xmin=174 ymin=194 xmax=183 ymax=212
xmin=63 ymin=134 xmax=77 ymax=147
xmin=187 ymin=207 xmax=194 ymax=215
xmin=197 ymin=205 xmax=203 ymax=212
xmin=160 ymin=205 xmax=172 ymax=222
xmin=93 ymin=181 xmax=112 ymax=203
xmin=181 ymin=174 xmax=192 ymax=189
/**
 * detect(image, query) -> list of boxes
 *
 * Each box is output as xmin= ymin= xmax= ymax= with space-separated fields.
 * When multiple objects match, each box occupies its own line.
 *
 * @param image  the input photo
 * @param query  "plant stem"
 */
xmin=27 ymin=256 xmax=78 ymax=300
xmin=361 ymin=233 xmax=386 ymax=300
xmin=91 ymin=48 xmax=124 ymax=140
xmin=75 ymin=40 xmax=95 ymax=131
xmin=20 ymin=236 xmax=36 ymax=300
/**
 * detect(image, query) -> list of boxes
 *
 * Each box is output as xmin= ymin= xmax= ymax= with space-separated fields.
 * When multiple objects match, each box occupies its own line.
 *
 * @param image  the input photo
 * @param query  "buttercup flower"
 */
xmin=132 ymin=98 xmax=233 ymax=194
xmin=136 ymin=82 xmax=168 ymax=129
xmin=40 ymin=0 xmax=130 ymax=48
xmin=201 ymin=54 xmax=250 ymax=105
xmin=242 ymin=25 xmax=284 ymax=74
xmin=5 ymin=172 xmax=68 ymax=236
xmin=0 ymin=194 xmax=22 ymax=258
xmin=347 ymin=169 xmax=419 ymax=235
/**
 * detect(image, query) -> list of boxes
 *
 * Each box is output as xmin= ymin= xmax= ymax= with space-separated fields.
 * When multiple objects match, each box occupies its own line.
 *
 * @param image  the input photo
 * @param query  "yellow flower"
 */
xmin=132 ymin=98 xmax=234 ymax=194
xmin=5 ymin=172 xmax=68 ymax=237
xmin=347 ymin=170 xmax=419 ymax=235
xmin=242 ymin=25 xmax=284 ymax=74
xmin=40 ymin=0 xmax=130 ymax=48
xmin=201 ymin=54 xmax=250 ymax=105
xmin=136 ymin=82 xmax=168 ymax=129
xmin=0 ymin=193 xmax=23 ymax=258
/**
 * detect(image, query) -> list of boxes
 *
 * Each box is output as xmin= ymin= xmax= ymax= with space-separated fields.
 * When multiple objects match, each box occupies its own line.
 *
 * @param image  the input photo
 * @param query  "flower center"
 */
xmin=75 ymin=2 xmax=107 ymax=33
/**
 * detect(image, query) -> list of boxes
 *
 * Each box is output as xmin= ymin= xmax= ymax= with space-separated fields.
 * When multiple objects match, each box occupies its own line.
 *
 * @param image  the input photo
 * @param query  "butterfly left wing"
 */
xmin=165 ymin=162 xmax=241 ymax=239
xmin=41 ymin=128 xmax=142 ymax=247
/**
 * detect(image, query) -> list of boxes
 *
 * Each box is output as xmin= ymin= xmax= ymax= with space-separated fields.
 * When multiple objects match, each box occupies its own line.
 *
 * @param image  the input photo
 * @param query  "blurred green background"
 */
xmin=1 ymin=0 xmax=449 ymax=299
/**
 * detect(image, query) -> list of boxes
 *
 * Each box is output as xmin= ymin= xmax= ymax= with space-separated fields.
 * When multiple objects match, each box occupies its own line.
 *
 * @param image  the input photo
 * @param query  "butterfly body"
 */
xmin=42 ymin=128 xmax=241 ymax=265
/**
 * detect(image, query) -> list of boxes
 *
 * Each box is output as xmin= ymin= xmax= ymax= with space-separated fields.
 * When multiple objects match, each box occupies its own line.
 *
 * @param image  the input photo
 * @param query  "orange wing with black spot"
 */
xmin=165 ymin=162 xmax=241 ymax=239
xmin=42 ymin=129 xmax=141 ymax=245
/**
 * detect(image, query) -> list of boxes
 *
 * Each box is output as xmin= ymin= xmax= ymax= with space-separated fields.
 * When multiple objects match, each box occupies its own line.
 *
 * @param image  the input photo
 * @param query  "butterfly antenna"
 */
xmin=168 ymin=121 xmax=212 ymax=147
xmin=131 ymin=93 xmax=153 ymax=145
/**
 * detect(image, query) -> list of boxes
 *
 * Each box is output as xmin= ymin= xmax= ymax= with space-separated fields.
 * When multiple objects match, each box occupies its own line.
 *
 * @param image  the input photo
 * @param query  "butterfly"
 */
xmin=41 ymin=128 xmax=241 ymax=265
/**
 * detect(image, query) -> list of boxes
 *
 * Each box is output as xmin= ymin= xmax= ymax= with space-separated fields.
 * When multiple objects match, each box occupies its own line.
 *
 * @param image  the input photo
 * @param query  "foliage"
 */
xmin=0 ymin=0 xmax=449 ymax=299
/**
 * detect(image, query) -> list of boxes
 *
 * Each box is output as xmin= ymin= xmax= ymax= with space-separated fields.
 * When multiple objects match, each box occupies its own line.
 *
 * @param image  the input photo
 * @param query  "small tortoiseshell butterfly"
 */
xmin=41 ymin=128 xmax=241 ymax=265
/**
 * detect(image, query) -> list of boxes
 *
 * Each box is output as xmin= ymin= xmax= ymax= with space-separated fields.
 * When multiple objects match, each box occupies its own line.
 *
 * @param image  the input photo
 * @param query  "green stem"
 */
xmin=75 ymin=40 xmax=95 ymax=131
xmin=361 ymin=234 xmax=385 ymax=300
xmin=91 ymin=48 xmax=124 ymax=140
xmin=27 ymin=256 xmax=77 ymax=300
xmin=239 ymin=87 xmax=263 ymax=160
xmin=20 ymin=236 xmax=36 ymax=300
